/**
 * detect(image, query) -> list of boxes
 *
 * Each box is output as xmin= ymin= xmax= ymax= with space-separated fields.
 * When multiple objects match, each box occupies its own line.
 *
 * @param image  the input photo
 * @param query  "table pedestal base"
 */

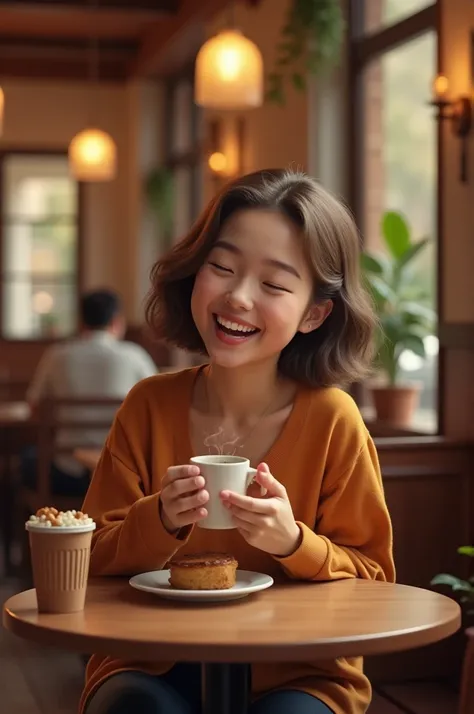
xmin=202 ymin=662 xmax=250 ymax=714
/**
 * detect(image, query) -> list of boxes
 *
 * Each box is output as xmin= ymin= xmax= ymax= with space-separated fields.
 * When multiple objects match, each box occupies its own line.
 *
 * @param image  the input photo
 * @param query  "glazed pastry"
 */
xmin=168 ymin=552 xmax=238 ymax=590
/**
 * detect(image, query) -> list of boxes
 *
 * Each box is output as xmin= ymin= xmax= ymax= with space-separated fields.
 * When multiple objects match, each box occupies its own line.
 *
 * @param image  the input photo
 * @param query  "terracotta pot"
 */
xmin=371 ymin=384 xmax=420 ymax=428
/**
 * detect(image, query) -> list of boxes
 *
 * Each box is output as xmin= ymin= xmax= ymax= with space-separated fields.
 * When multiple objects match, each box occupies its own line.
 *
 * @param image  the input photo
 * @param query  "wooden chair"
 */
xmin=21 ymin=396 xmax=124 ymax=512
xmin=460 ymin=627 xmax=474 ymax=714
xmin=18 ymin=396 xmax=123 ymax=570
xmin=0 ymin=379 xmax=29 ymax=401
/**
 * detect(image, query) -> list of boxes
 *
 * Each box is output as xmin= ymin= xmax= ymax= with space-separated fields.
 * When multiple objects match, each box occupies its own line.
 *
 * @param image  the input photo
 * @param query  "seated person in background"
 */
xmin=22 ymin=289 xmax=158 ymax=497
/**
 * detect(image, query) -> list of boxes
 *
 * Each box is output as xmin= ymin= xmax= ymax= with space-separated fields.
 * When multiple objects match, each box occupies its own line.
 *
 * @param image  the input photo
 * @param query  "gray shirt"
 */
xmin=27 ymin=330 xmax=158 ymax=475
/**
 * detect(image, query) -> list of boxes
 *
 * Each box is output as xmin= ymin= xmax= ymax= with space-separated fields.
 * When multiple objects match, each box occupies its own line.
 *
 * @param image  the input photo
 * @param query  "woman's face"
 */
xmin=191 ymin=208 xmax=329 ymax=371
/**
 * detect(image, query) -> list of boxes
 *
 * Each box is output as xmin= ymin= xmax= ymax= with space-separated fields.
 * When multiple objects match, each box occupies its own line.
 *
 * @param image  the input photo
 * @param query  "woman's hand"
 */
xmin=160 ymin=465 xmax=209 ymax=533
xmin=220 ymin=463 xmax=301 ymax=557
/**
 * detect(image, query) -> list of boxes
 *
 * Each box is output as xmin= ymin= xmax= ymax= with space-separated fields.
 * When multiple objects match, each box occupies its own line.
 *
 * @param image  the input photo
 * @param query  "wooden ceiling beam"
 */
xmin=0 ymin=0 xmax=178 ymax=12
xmin=0 ymin=56 xmax=127 ymax=81
xmin=0 ymin=35 xmax=138 ymax=52
xmin=130 ymin=0 xmax=227 ymax=77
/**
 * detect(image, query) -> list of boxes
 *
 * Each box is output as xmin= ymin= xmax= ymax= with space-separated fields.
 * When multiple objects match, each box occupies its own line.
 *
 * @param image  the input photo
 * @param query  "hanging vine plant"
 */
xmin=145 ymin=167 xmax=173 ymax=239
xmin=266 ymin=0 xmax=345 ymax=104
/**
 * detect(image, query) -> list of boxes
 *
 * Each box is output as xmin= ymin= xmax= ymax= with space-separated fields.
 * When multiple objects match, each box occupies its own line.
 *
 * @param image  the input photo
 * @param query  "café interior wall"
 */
xmin=0 ymin=78 xmax=140 ymax=321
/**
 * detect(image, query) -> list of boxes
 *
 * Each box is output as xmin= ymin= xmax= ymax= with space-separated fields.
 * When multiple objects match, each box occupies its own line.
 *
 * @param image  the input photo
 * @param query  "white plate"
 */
xmin=129 ymin=569 xmax=274 ymax=602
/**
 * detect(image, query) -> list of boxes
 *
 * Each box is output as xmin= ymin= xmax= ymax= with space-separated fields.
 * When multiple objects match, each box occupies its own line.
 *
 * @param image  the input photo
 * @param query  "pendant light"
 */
xmin=68 ymin=0 xmax=117 ymax=181
xmin=69 ymin=129 xmax=116 ymax=182
xmin=195 ymin=1 xmax=263 ymax=110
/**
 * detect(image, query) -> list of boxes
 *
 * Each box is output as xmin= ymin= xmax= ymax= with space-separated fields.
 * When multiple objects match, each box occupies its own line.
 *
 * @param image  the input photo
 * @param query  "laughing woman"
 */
xmin=80 ymin=168 xmax=395 ymax=714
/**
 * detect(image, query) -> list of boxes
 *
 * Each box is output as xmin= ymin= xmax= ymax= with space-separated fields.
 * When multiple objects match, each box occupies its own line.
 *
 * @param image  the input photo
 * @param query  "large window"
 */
xmin=351 ymin=2 xmax=438 ymax=433
xmin=0 ymin=153 xmax=81 ymax=340
xmin=361 ymin=0 xmax=434 ymax=35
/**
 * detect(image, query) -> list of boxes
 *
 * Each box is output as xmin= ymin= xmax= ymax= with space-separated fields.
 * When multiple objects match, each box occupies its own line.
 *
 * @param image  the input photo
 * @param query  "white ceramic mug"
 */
xmin=190 ymin=455 xmax=257 ymax=530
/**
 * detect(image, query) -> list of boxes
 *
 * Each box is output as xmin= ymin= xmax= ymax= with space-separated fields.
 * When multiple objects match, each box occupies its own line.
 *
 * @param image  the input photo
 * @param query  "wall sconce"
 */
xmin=208 ymin=151 xmax=230 ymax=176
xmin=207 ymin=117 xmax=245 ymax=183
xmin=429 ymin=74 xmax=472 ymax=183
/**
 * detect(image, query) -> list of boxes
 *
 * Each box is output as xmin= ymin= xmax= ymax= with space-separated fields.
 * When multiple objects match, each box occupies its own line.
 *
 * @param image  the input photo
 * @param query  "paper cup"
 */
xmin=25 ymin=522 xmax=96 ymax=613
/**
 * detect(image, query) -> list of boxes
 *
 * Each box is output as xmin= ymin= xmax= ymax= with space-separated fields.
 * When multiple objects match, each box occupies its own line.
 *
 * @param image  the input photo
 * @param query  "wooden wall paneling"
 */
xmin=366 ymin=441 xmax=473 ymax=683
xmin=442 ymin=349 xmax=474 ymax=440
xmin=383 ymin=466 xmax=470 ymax=588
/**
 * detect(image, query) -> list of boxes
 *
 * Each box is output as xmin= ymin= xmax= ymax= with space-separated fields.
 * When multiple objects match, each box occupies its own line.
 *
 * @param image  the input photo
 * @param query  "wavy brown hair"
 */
xmin=145 ymin=168 xmax=375 ymax=388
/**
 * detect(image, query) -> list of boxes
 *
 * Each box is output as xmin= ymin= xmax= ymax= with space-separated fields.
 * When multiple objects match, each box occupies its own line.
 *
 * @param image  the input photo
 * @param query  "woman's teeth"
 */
xmin=215 ymin=315 xmax=258 ymax=335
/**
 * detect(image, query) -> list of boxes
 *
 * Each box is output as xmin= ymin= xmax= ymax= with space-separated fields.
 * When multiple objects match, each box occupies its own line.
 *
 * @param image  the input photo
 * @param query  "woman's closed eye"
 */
xmin=209 ymin=261 xmax=233 ymax=274
xmin=264 ymin=282 xmax=292 ymax=293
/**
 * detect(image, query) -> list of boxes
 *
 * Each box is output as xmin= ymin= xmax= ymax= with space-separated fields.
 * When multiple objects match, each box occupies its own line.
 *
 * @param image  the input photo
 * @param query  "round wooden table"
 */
xmin=3 ymin=577 xmax=461 ymax=714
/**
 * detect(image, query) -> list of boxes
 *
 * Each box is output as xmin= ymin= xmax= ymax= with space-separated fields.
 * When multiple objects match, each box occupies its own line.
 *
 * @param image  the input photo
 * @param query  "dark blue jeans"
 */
xmin=20 ymin=445 xmax=90 ymax=498
xmin=85 ymin=666 xmax=334 ymax=714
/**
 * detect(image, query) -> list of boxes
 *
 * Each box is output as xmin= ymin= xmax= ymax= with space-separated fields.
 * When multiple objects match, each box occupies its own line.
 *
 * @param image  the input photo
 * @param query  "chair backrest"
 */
xmin=459 ymin=627 xmax=474 ymax=714
xmin=35 ymin=396 xmax=124 ymax=504
xmin=0 ymin=379 xmax=29 ymax=402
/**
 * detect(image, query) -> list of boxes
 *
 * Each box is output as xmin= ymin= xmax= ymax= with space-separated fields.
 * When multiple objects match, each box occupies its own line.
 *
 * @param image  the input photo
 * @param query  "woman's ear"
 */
xmin=298 ymin=300 xmax=333 ymax=334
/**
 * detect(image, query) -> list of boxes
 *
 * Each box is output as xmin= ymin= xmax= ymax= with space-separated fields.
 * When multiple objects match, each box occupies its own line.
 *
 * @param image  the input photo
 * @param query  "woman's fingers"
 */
xmin=174 ymin=489 xmax=209 ymax=515
xmin=173 ymin=507 xmax=208 ymax=526
xmin=162 ymin=465 xmax=200 ymax=488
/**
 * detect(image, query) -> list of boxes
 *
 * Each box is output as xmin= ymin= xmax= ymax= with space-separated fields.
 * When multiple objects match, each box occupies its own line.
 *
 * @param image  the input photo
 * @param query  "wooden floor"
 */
xmin=0 ymin=579 xmax=459 ymax=714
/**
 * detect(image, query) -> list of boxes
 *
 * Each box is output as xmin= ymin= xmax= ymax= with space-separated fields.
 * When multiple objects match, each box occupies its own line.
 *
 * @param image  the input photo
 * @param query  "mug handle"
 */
xmin=246 ymin=467 xmax=257 ymax=488
xmin=246 ymin=467 xmax=267 ymax=496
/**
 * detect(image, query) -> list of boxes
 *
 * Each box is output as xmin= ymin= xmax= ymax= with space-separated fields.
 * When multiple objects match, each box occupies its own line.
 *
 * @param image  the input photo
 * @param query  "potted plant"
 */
xmin=431 ymin=546 xmax=474 ymax=616
xmin=431 ymin=547 xmax=474 ymax=708
xmin=360 ymin=211 xmax=436 ymax=428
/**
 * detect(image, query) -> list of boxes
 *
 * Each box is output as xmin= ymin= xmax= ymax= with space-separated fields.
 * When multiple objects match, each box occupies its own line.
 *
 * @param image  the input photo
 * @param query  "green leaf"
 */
xmin=397 ymin=238 xmax=430 ymax=270
xmin=401 ymin=334 xmax=426 ymax=358
xmin=365 ymin=275 xmax=397 ymax=304
xmin=360 ymin=252 xmax=385 ymax=275
xmin=266 ymin=86 xmax=285 ymax=105
xmin=458 ymin=546 xmax=474 ymax=557
xmin=382 ymin=211 xmax=411 ymax=259
xmin=380 ymin=313 xmax=405 ymax=341
xmin=431 ymin=574 xmax=473 ymax=591
xmin=292 ymin=72 xmax=306 ymax=91
xmin=400 ymin=302 xmax=436 ymax=324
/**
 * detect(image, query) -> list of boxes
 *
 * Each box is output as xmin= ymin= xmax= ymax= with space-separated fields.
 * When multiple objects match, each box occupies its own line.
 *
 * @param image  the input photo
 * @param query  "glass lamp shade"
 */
xmin=195 ymin=30 xmax=264 ymax=110
xmin=68 ymin=128 xmax=117 ymax=181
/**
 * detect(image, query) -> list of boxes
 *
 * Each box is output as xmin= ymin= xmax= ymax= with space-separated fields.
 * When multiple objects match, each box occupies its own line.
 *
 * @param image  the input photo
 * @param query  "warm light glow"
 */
xmin=33 ymin=291 xmax=54 ymax=315
xmin=208 ymin=152 xmax=228 ymax=174
xmin=68 ymin=128 xmax=117 ymax=181
xmin=0 ymin=87 xmax=5 ymax=136
xmin=433 ymin=74 xmax=449 ymax=100
xmin=195 ymin=30 xmax=263 ymax=109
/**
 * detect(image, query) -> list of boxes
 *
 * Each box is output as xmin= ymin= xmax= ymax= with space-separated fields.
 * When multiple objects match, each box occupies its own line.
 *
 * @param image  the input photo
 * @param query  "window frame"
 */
xmin=348 ymin=1 xmax=444 ymax=435
xmin=0 ymin=148 xmax=84 ymax=344
xmin=164 ymin=63 xmax=202 ymax=228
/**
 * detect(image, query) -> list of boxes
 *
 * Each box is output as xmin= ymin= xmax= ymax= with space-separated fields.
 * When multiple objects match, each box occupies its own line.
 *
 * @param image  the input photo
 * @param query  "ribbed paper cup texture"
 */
xmin=26 ymin=523 xmax=96 ymax=613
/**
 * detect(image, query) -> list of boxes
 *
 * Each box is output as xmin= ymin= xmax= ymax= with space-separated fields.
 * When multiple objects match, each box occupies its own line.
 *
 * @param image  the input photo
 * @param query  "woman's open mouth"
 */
xmin=213 ymin=314 xmax=260 ymax=342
